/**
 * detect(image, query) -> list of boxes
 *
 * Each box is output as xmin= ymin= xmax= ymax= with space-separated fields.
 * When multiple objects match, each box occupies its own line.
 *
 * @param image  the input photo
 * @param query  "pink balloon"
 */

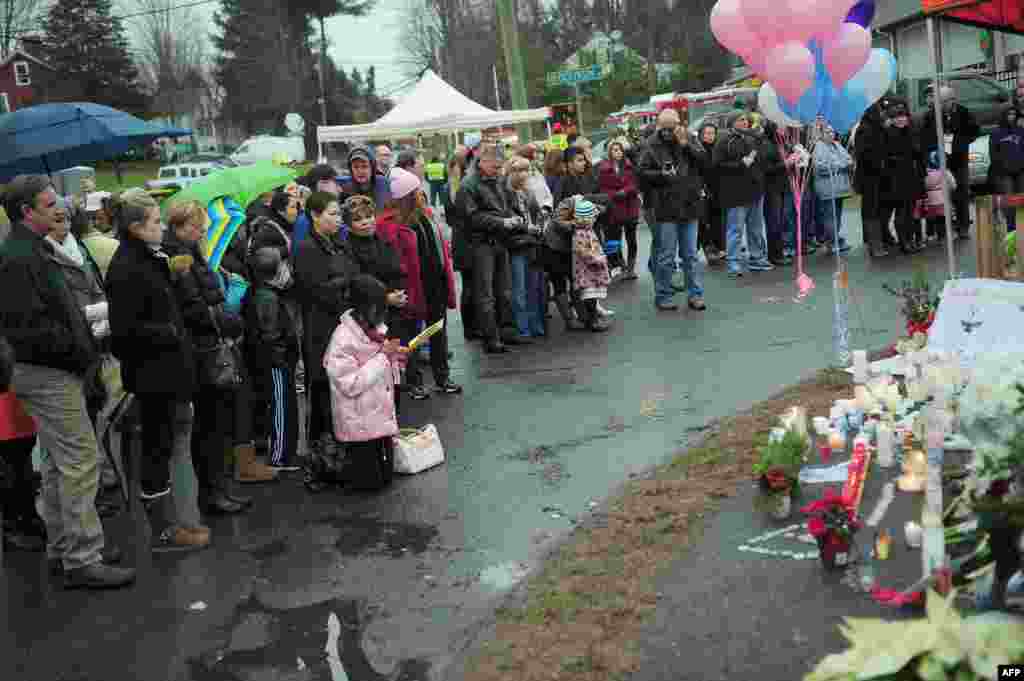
xmin=764 ymin=42 xmax=815 ymax=104
xmin=739 ymin=0 xmax=795 ymax=47
xmin=711 ymin=0 xmax=763 ymax=56
xmin=823 ymin=22 xmax=871 ymax=87
xmin=809 ymin=0 xmax=858 ymax=41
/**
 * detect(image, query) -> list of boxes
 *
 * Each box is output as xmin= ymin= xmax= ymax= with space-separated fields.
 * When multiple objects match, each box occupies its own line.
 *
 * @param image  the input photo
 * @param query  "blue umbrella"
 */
xmin=0 ymin=102 xmax=169 ymax=182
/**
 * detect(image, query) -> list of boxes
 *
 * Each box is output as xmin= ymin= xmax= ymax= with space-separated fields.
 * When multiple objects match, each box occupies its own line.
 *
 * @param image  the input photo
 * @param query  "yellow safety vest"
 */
xmin=548 ymin=134 xmax=568 ymax=151
xmin=425 ymin=162 xmax=446 ymax=181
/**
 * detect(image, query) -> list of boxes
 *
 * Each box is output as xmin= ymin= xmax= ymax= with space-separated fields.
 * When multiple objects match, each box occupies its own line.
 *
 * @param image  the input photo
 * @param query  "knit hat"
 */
xmin=308 ymin=163 xmax=338 ymax=184
xmin=389 ymin=167 xmax=421 ymax=200
xmin=574 ymin=198 xmax=596 ymax=222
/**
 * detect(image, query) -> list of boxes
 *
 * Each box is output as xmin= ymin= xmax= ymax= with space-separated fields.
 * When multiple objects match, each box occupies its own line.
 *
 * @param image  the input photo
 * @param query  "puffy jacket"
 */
xmin=376 ymin=208 xmax=457 ymax=320
xmin=597 ymin=159 xmax=641 ymax=224
xmin=712 ymin=126 xmax=764 ymax=209
xmin=813 ymin=141 xmax=854 ymax=200
xmin=294 ymin=229 xmax=359 ymax=385
xmin=325 ymin=310 xmax=401 ymax=443
xmin=925 ymin=169 xmax=956 ymax=208
xmin=638 ymin=132 xmax=708 ymax=220
xmin=346 ymin=231 xmax=405 ymax=292
xmin=243 ymin=283 xmax=300 ymax=370
xmin=106 ymin=235 xmax=195 ymax=398
xmin=0 ymin=222 xmax=97 ymax=376
xmin=162 ymin=230 xmax=243 ymax=348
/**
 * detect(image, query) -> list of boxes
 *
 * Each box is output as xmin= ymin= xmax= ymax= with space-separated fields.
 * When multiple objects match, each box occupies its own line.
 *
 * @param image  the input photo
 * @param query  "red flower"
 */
xmin=808 ymin=517 xmax=826 ymax=537
xmin=905 ymin=310 xmax=936 ymax=337
xmin=765 ymin=468 xmax=791 ymax=492
xmin=988 ymin=479 xmax=1011 ymax=498
xmin=800 ymin=487 xmax=854 ymax=514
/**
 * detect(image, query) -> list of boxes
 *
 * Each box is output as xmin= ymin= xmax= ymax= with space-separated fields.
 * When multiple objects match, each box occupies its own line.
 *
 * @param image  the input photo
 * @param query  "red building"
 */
xmin=0 ymin=49 xmax=53 ymax=114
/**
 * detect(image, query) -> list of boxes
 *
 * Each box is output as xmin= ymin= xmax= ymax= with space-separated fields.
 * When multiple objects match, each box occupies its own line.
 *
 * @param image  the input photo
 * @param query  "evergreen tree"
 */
xmin=350 ymin=67 xmax=364 ymax=97
xmin=41 ymin=0 xmax=148 ymax=114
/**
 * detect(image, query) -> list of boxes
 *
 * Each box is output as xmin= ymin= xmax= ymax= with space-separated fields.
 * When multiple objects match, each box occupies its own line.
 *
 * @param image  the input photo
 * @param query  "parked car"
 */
xmin=182 ymin=153 xmax=238 ymax=167
xmin=230 ymin=136 xmax=306 ymax=165
xmin=144 ymin=162 xmax=222 ymax=190
xmin=968 ymin=134 xmax=990 ymax=190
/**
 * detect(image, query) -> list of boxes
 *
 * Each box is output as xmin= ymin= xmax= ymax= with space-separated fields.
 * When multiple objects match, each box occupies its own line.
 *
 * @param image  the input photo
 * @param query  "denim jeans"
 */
xmin=815 ymin=196 xmax=846 ymax=248
xmin=764 ymin=191 xmax=795 ymax=256
xmin=653 ymin=221 xmax=703 ymax=304
xmin=726 ymin=197 xmax=769 ymax=272
xmin=509 ymin=252 xmax=546 ymax=337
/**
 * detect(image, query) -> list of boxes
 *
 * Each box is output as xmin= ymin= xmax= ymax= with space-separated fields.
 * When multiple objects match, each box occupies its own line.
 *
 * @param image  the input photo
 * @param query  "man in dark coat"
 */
xmin=455 ymin=143 xmax=527 ymax=353
xmin=854 ymin=96 xmax=896 ymax=256
xmin=0 ymin=175 xmax=134 ymax=589
xmin=917 ymin=84 xmax=980 ymax=236
xmin=638 ymin=109 xmax=709 ymax=311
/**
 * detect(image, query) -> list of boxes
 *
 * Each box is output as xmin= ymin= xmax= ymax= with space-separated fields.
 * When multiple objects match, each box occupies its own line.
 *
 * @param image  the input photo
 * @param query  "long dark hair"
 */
xmin=348 ymin=274 xmax=388 ymax=329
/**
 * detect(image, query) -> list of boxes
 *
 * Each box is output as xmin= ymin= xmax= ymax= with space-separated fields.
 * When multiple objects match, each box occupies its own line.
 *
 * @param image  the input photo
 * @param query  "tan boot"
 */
xmin=234 ymin=443 xmax=278 ymax=483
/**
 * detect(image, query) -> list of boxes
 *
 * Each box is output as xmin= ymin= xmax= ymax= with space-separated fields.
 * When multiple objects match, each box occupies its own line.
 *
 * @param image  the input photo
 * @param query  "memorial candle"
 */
xmin=877 ymin=423 xmax=894 ymax=468
xmin=852 ymin=350 xmax=868 ymax=384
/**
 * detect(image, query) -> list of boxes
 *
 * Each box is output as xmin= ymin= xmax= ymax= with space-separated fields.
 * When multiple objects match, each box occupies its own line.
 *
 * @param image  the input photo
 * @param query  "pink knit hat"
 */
xmin=389 ymin=167 xmax=421 ymax=200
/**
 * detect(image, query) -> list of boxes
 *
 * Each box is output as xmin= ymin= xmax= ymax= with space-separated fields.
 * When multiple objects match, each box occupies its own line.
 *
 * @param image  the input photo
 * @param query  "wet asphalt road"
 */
xmin=1 ymin=208 xmax=977 ymax=681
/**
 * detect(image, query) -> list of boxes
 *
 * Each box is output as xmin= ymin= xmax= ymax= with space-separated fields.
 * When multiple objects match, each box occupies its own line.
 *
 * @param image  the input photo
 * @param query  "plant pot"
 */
xmin=771 ymin=494 xmax=792 ymax=520
xmin=816 ymin=532 xmax=851 ymax=570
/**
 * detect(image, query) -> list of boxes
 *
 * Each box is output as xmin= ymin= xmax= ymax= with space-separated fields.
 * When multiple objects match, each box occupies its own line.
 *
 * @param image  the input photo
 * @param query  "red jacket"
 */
xmin=0 ymin=392 xmax=37 ymax=441
xmin=597 ymin=159 xmax=641 ymax=224
xmin=376 ymin=208 xmax=457 ymax=321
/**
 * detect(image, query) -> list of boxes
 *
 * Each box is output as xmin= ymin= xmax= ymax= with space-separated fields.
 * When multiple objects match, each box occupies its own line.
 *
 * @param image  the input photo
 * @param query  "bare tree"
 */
xmin=1 ymin=0 xmax=40 ymax=60
xmin=130 ymin=0 xmax=207 ymax=125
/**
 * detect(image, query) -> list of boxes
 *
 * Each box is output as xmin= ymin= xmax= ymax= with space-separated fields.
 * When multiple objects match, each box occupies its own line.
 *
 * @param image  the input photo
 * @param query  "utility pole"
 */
xmin=493 ymin=64 xmax=502 ymax=109
xmin=495 ymin=0 xmax=531 ymax=143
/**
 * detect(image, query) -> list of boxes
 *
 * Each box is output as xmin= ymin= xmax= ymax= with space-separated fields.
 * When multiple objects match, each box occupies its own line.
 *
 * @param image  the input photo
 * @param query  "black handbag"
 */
xmin=196 ymin=306 xmax=245 ymax=390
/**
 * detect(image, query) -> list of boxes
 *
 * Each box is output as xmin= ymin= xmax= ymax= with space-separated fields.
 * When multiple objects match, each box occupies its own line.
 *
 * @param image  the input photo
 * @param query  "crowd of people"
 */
xmin=0 ymin=81 xmax=1015 ymax=590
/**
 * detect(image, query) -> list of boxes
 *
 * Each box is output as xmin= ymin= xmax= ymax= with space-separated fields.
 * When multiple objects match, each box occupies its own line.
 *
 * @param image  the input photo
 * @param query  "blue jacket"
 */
xmin=291 ymin=212 xmax=312 ymax=259
xmin=989 ymin=125 xmax=1024 ymax=178
xmin=813 ymin=142 xmax=854 ymax=200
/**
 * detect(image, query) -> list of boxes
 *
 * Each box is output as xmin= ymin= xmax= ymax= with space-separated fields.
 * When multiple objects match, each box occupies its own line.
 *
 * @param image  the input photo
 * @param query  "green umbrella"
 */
xmin=163 ymin=162 xmax=299 ymax=214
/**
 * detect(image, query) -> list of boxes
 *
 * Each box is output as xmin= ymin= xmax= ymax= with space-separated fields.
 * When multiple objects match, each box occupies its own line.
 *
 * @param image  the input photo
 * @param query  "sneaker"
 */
xmin=408 ymin=385 xmax=431 ymax=400
xmin=728 ymin=270 xmax=744 ymax=278
xmin=152 ymin=526 xmax=210 ymax=553
xmin=688 ymin=297 xmax=706 ymax=311
xmin=436 ymin=381 xmax=463 ymax=395
xmin=748 ymin=261 xmax=775 ymax=272
xmin=655 ymin=301 xmax=679 ymax=311
xmin=596 ymin=302 xmax=615 ymax=318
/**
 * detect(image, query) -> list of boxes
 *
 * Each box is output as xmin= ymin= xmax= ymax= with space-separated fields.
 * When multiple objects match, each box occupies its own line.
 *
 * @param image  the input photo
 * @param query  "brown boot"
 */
xmin=234 ymin=443 xmax=278 ymax=483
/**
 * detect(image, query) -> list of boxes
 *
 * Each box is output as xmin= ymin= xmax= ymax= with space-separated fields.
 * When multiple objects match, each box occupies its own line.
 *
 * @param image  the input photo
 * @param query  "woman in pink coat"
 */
xmin=324 ymin=275 xmax=409 ymax=490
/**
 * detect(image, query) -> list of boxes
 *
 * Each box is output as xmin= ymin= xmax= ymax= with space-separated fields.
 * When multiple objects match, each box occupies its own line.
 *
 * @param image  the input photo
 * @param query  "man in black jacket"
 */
xmin=0 ymin=175 xmax=135 ymax=589
xmin=455 ymin=143 xmax=526 ymax=353
xmin=637 ymin=109 xmax=708 ymax=311
xmin=918 ymin=85 xmax=980 ymax=236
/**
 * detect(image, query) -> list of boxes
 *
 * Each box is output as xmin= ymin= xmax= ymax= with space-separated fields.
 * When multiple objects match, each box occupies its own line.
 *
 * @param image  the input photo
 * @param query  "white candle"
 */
xmin=854 ymin=385 xmax=872 ymax=411
xmin=877 ymin=423 xmax=894 ymax=467
xmin=852 ymin=350 xmax=869 ymax=384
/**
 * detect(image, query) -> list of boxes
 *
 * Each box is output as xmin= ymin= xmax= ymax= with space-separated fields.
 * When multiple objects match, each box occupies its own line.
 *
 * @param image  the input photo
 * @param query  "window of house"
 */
xmin=0 ymin=92 xmax=9 ymax=114
xmin=14 ymin=61 xmax=30 ymax=86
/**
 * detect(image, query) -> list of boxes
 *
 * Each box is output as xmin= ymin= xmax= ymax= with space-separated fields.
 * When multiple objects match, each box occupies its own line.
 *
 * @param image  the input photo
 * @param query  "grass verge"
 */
xmin=461 ymin=367 xmax=855 ymax=681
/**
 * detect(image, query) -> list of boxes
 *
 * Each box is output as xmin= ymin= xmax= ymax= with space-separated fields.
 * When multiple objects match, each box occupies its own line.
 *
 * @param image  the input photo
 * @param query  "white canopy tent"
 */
xmin=316 ymin=70 xmax=551 ymax=150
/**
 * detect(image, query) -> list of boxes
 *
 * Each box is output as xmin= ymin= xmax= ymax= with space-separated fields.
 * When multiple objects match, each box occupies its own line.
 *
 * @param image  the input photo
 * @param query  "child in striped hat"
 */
xmin=571 ymin=199 xmax=612 ymax=332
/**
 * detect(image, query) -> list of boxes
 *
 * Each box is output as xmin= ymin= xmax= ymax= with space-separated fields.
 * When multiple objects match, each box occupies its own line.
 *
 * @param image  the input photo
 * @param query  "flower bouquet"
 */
xmin=753 ymin=430 xmax=805 ymax=520
xmin=883 ymin=269 xmax=940 ymax=340
xmin=802 ymin=488 xmax=861 ymax=569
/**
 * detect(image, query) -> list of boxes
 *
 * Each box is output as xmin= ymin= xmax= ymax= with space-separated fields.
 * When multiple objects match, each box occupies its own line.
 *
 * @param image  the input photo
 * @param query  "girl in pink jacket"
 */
xmin=324 ymin=275 xmax=409 ymax=490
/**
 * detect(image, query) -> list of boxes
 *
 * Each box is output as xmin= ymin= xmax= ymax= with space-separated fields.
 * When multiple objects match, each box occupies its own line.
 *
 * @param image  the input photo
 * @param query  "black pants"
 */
xmin=699 ymin=198 xmax=724 ymax=254
xmin=994 ymin=172 xmax=1024 ymax=231
xmin=252 ymin=365 xmax=299 ymax=467
xmin=879 ymin=199 xmax=918 ymax=250
xmin=622 ymin=221 xmax=639 ymax=265
xmin=0 ymin=435 xmax=39 ymax=530
xmin=192 ymin=386 xmax=232 ymax=495
xmin=470 ymin=241 xmax=512 ymax=343
xmin=307 ymin=379 xmax=333 ymax=445
xmin=138 ymin=395 xmax=185 ymax=496
xmin=395 ymin=308 xmax=450 ymax=388
xmin=541 ymin=246 xmax=572 ymax=296
xmin=457 ymin=270 xmax=478 ymax=338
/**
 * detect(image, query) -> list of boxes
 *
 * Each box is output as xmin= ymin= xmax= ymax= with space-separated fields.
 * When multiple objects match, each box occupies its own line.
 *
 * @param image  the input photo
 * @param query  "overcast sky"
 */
xmin=118 ymin=0 xmax=412 ymax=99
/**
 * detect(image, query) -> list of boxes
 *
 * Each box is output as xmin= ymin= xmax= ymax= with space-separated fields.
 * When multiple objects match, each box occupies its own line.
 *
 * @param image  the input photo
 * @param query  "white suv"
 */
xmin=145 ymin=162 xmax=221 ymax=190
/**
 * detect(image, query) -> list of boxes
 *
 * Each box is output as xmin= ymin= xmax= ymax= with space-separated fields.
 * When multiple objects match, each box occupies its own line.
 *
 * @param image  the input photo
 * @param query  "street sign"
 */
xmin=547 ymin=64 xmax=604 ymax=87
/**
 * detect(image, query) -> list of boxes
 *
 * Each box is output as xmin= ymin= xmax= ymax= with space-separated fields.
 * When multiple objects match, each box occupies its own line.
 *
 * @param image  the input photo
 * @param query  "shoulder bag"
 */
xmin=196 ymin=305 xmax=245 ymax=390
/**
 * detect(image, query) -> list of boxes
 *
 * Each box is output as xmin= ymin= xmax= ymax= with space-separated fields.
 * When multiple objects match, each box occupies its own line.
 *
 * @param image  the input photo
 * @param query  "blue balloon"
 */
xmin=845 ymin=0 xmax=875 ymax=28
xmin=774 ymin=40 xmax=887 ymax=134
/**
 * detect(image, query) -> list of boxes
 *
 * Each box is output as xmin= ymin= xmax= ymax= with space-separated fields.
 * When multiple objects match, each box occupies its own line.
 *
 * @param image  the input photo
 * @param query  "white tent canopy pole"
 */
xmin=317 ymin=70 xmax=550 ymax=144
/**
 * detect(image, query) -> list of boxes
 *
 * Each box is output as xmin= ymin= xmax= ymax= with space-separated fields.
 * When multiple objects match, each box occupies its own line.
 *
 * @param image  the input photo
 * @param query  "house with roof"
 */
xmin=0 ymin=38 xmax=55 ymax=114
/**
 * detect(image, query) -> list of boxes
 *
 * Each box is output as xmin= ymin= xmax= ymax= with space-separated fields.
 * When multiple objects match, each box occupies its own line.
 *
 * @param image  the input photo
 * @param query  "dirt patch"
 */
xmin=461 ymin=368 xmax=855 ymax=681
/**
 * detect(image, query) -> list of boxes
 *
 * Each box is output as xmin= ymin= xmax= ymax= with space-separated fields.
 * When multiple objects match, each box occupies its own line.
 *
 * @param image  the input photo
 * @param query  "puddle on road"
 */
xmin=318 ymin=516 xmax=440 ymax=559
xmin=477 ymin=562 xmax=530 ymax=591
xmin=189 ymin=597 xmax=431 ymax=681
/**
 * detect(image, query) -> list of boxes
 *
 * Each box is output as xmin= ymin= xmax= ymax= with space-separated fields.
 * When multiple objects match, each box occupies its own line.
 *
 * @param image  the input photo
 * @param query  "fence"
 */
xmin=992 ymin=69 xmax=1019 ymax=90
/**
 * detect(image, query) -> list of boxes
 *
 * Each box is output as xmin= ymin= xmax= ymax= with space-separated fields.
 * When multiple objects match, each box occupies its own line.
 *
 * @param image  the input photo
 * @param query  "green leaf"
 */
xmin=917 ymin=654 xmax=947 ymax=681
